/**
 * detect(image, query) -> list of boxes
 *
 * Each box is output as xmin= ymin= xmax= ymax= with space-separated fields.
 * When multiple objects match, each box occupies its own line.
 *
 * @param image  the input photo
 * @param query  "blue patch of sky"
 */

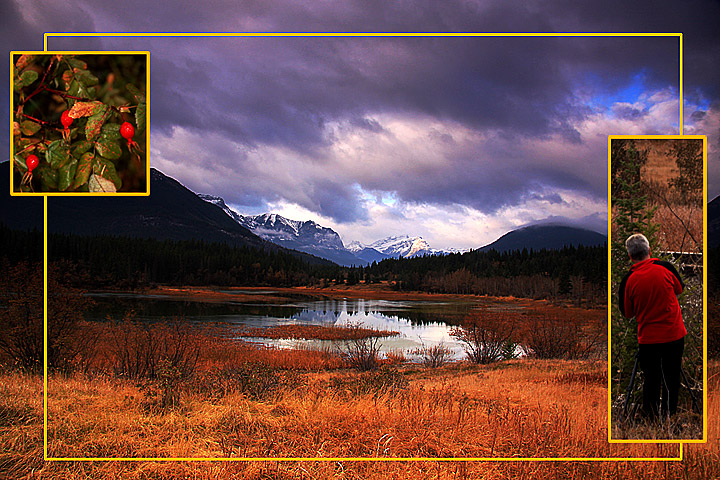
xmin=359 ymin=188 xmax=399 ymax=207
xmin=578 ymin=70 xmax=652 ymax=113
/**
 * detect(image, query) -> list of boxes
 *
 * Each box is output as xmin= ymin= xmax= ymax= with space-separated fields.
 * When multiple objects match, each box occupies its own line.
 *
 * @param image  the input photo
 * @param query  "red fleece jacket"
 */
xmin=619 ymin=258 xmax=686 ymax=345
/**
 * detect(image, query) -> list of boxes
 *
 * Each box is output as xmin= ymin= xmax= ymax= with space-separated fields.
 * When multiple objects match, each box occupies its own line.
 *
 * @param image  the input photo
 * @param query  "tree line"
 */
xmin=2 ymin=224 xmax=605 ymax=303
xmin=361 ymin=245 xmax=606 ymax=305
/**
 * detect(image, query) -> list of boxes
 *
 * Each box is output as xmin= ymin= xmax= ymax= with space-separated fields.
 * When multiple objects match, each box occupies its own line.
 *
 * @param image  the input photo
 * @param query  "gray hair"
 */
xmin=625 ymin=233 xmax=650 ymax=261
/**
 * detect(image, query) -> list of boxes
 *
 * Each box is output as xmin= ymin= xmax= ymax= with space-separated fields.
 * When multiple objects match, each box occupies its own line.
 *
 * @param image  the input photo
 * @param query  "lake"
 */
xmin=86 ymin=290 xmax=520 ymax=362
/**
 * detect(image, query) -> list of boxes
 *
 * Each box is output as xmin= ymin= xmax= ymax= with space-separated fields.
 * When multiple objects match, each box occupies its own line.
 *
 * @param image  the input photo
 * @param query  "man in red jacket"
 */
xmin=619 ymin=233 xmax=686 ymax=420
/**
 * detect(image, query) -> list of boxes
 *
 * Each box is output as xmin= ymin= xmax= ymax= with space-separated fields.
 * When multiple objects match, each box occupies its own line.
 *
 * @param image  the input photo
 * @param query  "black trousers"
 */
xmin=638 ymin=336 xmax=684 ymax=419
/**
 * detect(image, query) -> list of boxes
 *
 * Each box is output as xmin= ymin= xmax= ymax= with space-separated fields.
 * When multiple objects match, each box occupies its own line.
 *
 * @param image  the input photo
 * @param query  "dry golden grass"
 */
xmin=200 ymin=338 xmax=346 ymax=371
xmin=652 ymin=203 xmax=703 ymax=253
xmin=2 ymin=359 xmax=719 ymax=479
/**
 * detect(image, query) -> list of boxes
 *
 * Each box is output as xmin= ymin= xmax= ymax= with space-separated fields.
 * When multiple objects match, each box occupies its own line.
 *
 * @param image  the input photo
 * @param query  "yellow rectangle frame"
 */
xmin=39 ymin=31 xmax=692 ymax=462
xmin=607 ymin=134 xmax=708 ymax=444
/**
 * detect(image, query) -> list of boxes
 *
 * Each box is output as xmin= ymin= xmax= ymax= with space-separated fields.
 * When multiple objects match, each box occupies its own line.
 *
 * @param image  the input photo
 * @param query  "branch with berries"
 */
xmin=12 ymin=53 xmax=147 ymax=193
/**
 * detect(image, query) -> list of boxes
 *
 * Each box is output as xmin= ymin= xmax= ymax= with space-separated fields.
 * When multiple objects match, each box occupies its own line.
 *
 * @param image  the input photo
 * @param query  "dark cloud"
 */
xmin=310 ymin=180 xmax=368 ymax=224
xmin=3 ymin=0 xmax=719 ymax=221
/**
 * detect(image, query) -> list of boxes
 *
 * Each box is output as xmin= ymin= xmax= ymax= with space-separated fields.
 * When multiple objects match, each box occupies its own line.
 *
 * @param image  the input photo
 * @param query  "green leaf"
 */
xmin=95 ymin=138 xmax=121 ymax=160
xmin=13 ymin=155 xmax=27 ymax=172
xmin=72 ymin=140 xmax=93 ymax=156
xmin=101 ymin=123 xmax=122 ymax=140
xmin=58 ymin=159 xmax=78 ymax=191
xmin=85 ymin=105 xmax=109 ymax=141
xmin=38 ymin=165 xmax=58 ymax=190
xmin=126 ymin=84 xmax=145 ymax=103
xmin=88 ymin=174 xmax=117 ymax=193
xmin=20 ymin=121 xmax=41 ymax=136
xmin=135 ymin=101 xmax=146 ymax=134
xmin=67 ymin=79 xmax=80 ymax=96
xmin=47 ymin=140 xmax=71 ymax=169
xmin=73 ymin=152 xmax=94 ymax=189
xmin=94 ymin=157 xmax=122 ymax=189
xmin=20 ymin=70 xmax=38 ymax=86
xmin=67 ymin=58 xmax=87 ymax=70
xmin=76 ymin=69 xmax=99 ymax=87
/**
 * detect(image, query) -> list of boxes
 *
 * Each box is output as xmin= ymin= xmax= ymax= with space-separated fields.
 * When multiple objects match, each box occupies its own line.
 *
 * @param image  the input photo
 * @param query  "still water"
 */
xmin=86 ymin=291 xmax=501 ymax=361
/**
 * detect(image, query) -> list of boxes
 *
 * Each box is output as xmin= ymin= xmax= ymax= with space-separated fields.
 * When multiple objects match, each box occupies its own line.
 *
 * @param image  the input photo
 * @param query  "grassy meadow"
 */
xmin=1 ymin=309 xmax=718 ymax=479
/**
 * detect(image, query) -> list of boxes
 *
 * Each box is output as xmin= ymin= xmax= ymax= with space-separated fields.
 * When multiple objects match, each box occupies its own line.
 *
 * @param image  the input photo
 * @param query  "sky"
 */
xmin=2 ymin=0 xmax=719 ymax=251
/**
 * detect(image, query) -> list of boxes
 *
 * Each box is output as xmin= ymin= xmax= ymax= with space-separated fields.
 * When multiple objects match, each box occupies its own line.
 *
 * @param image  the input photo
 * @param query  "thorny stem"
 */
xmin=18 ymin=113 xmax=52 ymax=126
xmin=41 ymin=87 xmax=90 ymax=101
xmin=19 ymin=56 xmax=57 ymax=106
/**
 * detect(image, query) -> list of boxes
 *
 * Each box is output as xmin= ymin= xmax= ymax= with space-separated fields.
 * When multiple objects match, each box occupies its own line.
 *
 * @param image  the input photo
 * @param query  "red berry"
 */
xmin=61 ymin=110 xmax=73 ymax=129
xmin=120 ymin=122 xmax=135 ymax=141
xmin=26 ymin=154 xmax=39 ymax=172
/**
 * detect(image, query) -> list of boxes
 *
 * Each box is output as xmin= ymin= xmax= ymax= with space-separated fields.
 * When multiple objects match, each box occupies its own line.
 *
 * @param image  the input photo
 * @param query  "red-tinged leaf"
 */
xmin=85 ymin=105 xmax=109 ymax=141
xmin=72 ymin=152 xmax=94 ymax=189
xmin=15 ymin=55 xmax=33 ymax=71
xmin=126 ymin=84 xmax=145 ymax=103
xmin=72 ymin=140 xmax=92 ymax=156
xmin=95 ymin=137 xmax=121 ymax=160
xmin=68 ymin=101 xmax=105 ymax=119
xmin=62 ymin=69 xmax=74 ymax=89
xmin=20 ymin=121 xmax=41 ymax=136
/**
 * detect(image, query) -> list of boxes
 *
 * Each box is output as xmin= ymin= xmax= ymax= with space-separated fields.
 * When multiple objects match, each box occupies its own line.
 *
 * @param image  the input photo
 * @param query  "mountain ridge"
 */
xmin=478 ymin=224 xmax=607 ymax=253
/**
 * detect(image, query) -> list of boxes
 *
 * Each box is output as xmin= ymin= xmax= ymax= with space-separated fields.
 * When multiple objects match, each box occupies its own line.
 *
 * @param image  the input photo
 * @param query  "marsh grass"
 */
xmin=2 ymin=361 xmax=719 ymax=479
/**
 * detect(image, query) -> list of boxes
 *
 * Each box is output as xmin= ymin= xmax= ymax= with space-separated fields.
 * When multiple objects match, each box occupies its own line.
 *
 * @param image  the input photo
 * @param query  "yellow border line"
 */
xmin=679 ymin=34 xmax=684 ymax=133
xmin=41 ymin=30 xmax=688 ymax=463
xmin=44 ymin=31 xmax=683 ymax=50
xmin=607 ymin=135 xmax=708 ymax=444
xmin=43 ymin=196 xmax=48 ymax=460
xmin=45 ymin=455 xmax=683 ymax=462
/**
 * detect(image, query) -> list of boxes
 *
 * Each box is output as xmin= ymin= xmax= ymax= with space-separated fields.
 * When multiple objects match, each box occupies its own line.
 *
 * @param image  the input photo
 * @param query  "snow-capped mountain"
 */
xmin=198 ymin=194 xmax=366 ymax=266
xmin=347 ymin=241 xmax=392 ymax=264
xmin=241 ymin=213 xmax=346 ymax=251
xmin=198 ymin=194 xmax=451 ymax=265
xmin=368 ymin=235 xmax=435 ymax=258
xmin=197 ymin=194 xmax=245 ymax=224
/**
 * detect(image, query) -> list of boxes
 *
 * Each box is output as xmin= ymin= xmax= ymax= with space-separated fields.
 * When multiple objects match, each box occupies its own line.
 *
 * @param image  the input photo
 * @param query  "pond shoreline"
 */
xmin=146 ymin=282 xmax=552 ymax=307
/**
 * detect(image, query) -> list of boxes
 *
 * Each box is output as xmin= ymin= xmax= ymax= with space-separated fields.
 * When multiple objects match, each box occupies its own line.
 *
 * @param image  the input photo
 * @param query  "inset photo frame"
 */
xmin=10 ymin=51 xmax=149 ymax=195
xmin=609 ymin=135 xmax=707 ymax=442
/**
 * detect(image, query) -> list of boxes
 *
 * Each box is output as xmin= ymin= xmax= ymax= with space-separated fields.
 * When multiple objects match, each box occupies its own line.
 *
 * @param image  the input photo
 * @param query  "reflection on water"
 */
xmin=87 ymin=292 xmax=500 ymax=361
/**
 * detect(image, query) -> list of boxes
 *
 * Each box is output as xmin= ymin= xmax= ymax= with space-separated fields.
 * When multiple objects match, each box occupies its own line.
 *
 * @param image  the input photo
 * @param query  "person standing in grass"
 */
xmin=619 ymin=233 xmax=686 ymax=420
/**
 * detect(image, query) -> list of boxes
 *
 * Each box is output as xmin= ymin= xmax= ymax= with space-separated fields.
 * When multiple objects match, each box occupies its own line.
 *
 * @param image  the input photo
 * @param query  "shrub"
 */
xmin=524 ymin=309 xmax=603 ymax=360
xmin=338 ymin=324 xmax=385 ymax=371
xmin=414 ymin=342 xmax=452 ymax=368
xmin=450 ymin=310 xmax=516 ymax=364
xmin=0 ymin=261 xmax=95 ymax=373
xmin=105 ymin=313 xmax=202 ymax=380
